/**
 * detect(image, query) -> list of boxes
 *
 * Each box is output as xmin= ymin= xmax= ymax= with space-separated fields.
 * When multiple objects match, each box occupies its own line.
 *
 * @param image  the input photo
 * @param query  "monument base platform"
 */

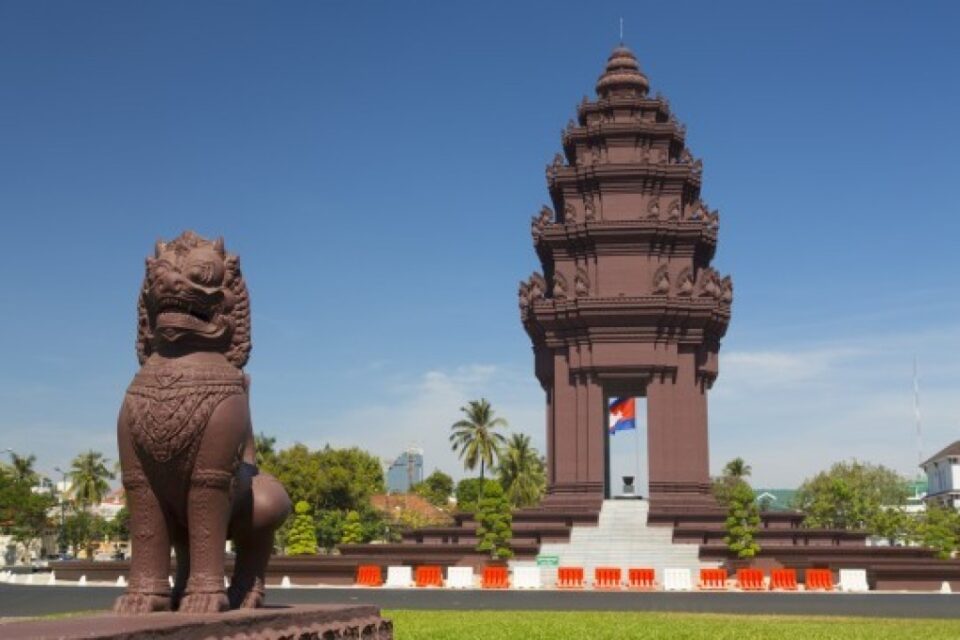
xmin=0 ymin=604 xmax=391 ymax=640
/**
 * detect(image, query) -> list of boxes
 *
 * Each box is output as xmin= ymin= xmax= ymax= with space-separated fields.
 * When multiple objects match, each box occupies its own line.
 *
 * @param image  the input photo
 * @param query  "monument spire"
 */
xmin=521 ymin=44 xmax=731 ymax=512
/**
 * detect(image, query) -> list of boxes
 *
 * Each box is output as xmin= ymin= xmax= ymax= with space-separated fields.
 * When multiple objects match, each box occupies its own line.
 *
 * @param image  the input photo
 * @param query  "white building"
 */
xmin=921 ymin=441 xmax=960 ymax=508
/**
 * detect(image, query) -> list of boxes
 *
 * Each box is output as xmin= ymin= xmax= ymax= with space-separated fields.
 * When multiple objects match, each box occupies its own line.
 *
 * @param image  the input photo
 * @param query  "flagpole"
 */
xmin=634 ymin=403 xmax=641 ymax=497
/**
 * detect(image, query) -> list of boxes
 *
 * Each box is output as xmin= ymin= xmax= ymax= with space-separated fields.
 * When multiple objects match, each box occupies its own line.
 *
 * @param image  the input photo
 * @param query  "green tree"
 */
xmin=315 ymin=509 xmax=345 ymax=552
xmin=723 ymin=457 xmax=751 ymax=479
xmin=713 ymin=458 xmax=760 ymax=559
xmin=255 ymin=432 xmax=278 ymax=469
xmin=102 ymin=507 xmax=131 ymax=545
xmin=497 ymin=433 xmax=546 ymax=508
xmin=340 ymin=510 xmax=364 ymax=545
xmin=286 ymin=501 xmax=318 ymax=555
xmin=413 ymin=469 xmax=454 ymax=508
xmin=63 ymin=511 xmax=108 ymax=559
xmin=475 ymin=482 xmax=513 ymax=560
xmin=266 ymin=444 xmax=385 ymax=514
xmin=869 ymin=507 xmax=914 ymax=546
xmin=793 ymin=460 xmax=909 ymax=530
xmin=8 ymin=453 xmax=39 ymax=486
xmin=917 ymin=505 xmax=960 ymax=559
xmin=449 ymin=398 xmax=508 ymax=482
xmin=0 ymin=466 xmax=54 ymax=549
xmin=455 ymin=478 xmax=500 ymax=513
xmin=68 ymin=451 xmax=115 ymax=510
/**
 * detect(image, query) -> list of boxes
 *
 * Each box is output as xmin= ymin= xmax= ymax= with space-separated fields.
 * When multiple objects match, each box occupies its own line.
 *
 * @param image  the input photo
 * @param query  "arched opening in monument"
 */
xmin=604 ymin=391 xmax=648 ymax=500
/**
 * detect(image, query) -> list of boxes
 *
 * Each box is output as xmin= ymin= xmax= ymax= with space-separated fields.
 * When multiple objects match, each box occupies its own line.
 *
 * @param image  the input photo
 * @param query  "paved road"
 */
xmin=2 ymin=584 xmax=960 ymax=619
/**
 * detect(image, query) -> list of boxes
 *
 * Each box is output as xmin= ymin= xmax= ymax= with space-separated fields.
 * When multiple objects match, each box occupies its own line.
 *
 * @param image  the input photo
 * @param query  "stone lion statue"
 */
xmin=114 ymin=231 xmax=291 ymax=614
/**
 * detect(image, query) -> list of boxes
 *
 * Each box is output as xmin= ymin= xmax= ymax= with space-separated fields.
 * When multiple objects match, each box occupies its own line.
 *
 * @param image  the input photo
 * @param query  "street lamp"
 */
xmin=53 ymin=466 xmax=68 ymax=556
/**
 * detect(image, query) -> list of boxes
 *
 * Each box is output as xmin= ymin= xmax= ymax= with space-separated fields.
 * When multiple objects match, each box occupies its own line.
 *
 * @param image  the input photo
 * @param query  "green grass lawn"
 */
xmin=383 ymin=610 xmax=960 ymax=640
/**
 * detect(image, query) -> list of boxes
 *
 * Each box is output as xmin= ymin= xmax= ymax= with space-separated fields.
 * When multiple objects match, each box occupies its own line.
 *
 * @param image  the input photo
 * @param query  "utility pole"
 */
xmin=54 ymin=466 xmax=68 ymax=555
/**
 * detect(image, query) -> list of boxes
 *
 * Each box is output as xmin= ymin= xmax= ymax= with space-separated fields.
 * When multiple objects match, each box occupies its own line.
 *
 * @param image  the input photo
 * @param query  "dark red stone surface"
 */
xmin=0 ymin=605 xmax=391 ymax=640
xmin=115 ymin=232 xmax=291 ymax=614
xmin=520 ymin=45 xmax=730 ymax=510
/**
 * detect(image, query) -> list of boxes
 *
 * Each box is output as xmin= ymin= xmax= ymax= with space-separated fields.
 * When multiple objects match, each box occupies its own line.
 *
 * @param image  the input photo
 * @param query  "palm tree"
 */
xmin=497 ymin=433 xmax=546 ymax=508
xmin=724 ymin=457 xmax=751 ymax=479
xmin=449 ymin=398 xmax=508 ymax=483
xmin=9 ymin=452 xmax=38 ymax=485
xmin=68 ymin=450 xmax=115 ymax=510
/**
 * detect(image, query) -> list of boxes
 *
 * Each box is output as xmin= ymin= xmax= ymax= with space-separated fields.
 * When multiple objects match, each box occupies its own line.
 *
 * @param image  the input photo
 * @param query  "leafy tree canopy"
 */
xmin=413 ymin=469 xmax=454 ymax=508
xmin=455 ymin=478 xmax=501 ymax=513
xmin=262 ymin=443 xmax=385 ymax=514
xmin=475 ymin=482 xmax=513 ymax=560
xmin=497 ymin=433 xmax=546 ymax=508
xmin=713 ymin=458 xmax=760 ymax=559
xmin=792 ymin=460 xmax=909 ymax=530
xmin=286 ymin=501 xmax=318 ymax=555
xmin=0 ymin=465 xmax=55 ymax=544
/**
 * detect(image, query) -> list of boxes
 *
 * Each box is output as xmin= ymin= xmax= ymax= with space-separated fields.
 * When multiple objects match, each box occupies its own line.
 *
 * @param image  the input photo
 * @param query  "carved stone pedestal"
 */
xmin=0 ymin=604 xmax=392 ymax=640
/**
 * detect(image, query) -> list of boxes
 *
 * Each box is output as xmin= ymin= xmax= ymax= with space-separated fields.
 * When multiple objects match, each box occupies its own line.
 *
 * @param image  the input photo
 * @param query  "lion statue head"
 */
xmin=136 ymin=231 xmax=251 ymax=368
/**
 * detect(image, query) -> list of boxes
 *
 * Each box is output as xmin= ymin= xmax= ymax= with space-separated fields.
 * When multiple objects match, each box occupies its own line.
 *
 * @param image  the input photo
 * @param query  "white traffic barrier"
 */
xmin=384 ymin=566 xmax=414 ymax=588
xmin=48 ymin=571 xmax=56 ymax=585
xmin=664 ymin=568 xmax=693 ymax=592
xmin=281 ymin=576 xmax=292 ymax=588
xmin=513 ymin=566 xmax=542 ymax=590
xmin=24 ymin=573 xmax=34 ymax=585
xmin=116 ymin=575 xmax=127 ymax=587
xmin=941 ymin=581 xmax=952 ymax=593
xmin=838 ymin=568 xmax=869 ymax=593
xmin=78 ymin=575 xmax=87 ymax=586
xmin=445 ymin=566 xmax=474 ymax=589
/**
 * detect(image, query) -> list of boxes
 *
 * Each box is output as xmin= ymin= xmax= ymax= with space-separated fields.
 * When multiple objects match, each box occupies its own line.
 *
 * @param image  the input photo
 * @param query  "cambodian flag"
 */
xmin=608 ymin=397 xmax=636 ymax=434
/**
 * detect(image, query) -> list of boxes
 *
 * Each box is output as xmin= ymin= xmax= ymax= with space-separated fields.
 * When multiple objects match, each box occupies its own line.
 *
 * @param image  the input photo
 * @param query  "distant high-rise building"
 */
xmin=386 ymin=448 xmax=424 ymax=494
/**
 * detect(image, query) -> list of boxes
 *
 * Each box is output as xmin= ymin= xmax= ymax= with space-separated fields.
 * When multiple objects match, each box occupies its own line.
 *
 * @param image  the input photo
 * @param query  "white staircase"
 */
xmin=513 ymin=500 xmax=716 ymax=586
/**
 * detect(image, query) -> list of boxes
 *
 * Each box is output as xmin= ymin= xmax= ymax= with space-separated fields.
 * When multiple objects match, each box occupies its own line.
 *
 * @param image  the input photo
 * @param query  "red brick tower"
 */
xmin=520 ymin=45 xmax=732 ymax=513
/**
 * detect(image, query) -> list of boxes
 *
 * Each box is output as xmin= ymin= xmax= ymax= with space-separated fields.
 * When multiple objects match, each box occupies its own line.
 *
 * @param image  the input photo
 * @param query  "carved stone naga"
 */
xmin=114 ymin=231 xmax=291 ymax=615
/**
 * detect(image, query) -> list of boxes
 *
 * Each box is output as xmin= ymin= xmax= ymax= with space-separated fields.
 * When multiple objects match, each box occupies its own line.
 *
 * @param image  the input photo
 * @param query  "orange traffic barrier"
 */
xmin=355 ymin=565 xmax=383 ymax=587
xmin=481 ymin=566 xmax=510 ymax=589
xmin=627 ymin=568 xmax=656 ymax=590
xmin=557 ymin=566 xmax=585 ymax=589
xmin=736 ymin=568 xmax=765 ymax=591
xmin=415 ymin=565 xmax=443 ymax=588
xmin=699 ymin=568 xmax=728 ymax=590
xmin=804 ymin=568 xmax=834 ymax=591
xmin=770 ymin=568 xmax=798 ymax=591
xmin=594 ymin=567 xmax=622 ymax=590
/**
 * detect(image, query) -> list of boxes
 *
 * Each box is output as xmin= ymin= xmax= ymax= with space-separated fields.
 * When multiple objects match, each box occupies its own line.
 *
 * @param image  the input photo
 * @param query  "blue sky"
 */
xmin=1 ymin=1 xmax=958 ymax=488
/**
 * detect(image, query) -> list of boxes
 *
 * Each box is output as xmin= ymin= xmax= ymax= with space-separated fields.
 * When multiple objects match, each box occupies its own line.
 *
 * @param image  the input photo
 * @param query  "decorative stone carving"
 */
xmin=696 ymin=268 xmax=722 ymax=299
xmin=563 ymin=201 xmax=577 ymax=225
xmin=680 ymin=149 xmax=693 ymax=165
xmin=652 ymin=265 xmax=670 ymax=295
xmin=707 ymin=209 xmax=720 ymax=232
xmin=531 ymin=205 xmax=553 ymax=239
xmin=667 ymin=199 xmax=681 ymax=220
xmin=116 ymin=231 xmax=291 ymax=615
xmin=689 ymin=200 xmax=705 ymax=220
xmin=529 ymin=272 xmax=546 ymax=301
xmin=647 ymin=198 xmax=661 ymax=219
xmin=691 ymin=158 xmax=703 ymax=177
xmin=519 ymin=272 xmax=547 ymax=314
xmin=574 ymin=269 xmax=590 ymax=297
xmin=720 ymin=276 xmax=734 ymax=305
xmin=552 ymin=272 xmax=569 ymax=300
xmin=676 ymin=267 xmax=695 ymax=296
xmin=583 ymin=193 xmax=596 ymax=220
